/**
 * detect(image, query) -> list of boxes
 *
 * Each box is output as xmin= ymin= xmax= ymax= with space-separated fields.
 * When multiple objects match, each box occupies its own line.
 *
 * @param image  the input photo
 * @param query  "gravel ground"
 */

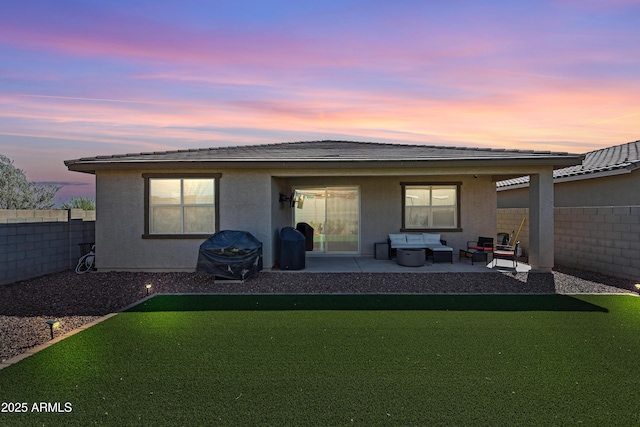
xmin=1 ymin=267 xmax=637 ymax=363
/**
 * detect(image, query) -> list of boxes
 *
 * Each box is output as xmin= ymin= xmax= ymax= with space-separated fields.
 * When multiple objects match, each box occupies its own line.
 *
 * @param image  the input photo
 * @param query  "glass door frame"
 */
xmin=292 ymin=186 xmax=361 ymax=255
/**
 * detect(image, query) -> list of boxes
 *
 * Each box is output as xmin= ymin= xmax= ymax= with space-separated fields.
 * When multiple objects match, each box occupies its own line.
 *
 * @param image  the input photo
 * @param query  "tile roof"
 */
xmin=66 ymin=140 xmax=581 ymax=171
xmin=497 ymin=140 xmax=640 ymax=188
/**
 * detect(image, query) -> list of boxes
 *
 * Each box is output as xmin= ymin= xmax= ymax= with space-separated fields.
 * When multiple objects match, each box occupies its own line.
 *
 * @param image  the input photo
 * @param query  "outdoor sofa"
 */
xmin=388 ymin=233 xmax=453 ymax=263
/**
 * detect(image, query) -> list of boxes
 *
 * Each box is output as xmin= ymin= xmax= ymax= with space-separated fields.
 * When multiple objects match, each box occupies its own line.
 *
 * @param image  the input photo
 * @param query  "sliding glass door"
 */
xmin=293 ymin=186 xmax=359 ymax=253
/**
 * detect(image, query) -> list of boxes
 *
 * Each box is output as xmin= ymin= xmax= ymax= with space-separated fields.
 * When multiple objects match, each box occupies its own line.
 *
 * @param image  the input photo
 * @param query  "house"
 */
xmin=496 ymin=140 xmax=640 ymax=280
xmin=64 ymin=140 xmax=583 ymax=273
xmin=497 ymin=140 xmax=640 ymax=208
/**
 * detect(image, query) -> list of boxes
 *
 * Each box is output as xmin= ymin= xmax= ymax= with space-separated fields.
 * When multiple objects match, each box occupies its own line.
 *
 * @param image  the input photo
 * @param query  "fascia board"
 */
xmin=497 ymin=167 xmax=635 ymax=191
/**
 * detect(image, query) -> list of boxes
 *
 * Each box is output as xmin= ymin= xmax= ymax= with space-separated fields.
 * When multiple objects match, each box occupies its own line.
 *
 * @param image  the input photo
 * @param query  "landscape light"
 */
xmin=146 ymin=284 xmax=152 ymax=296
xmin=635 ymin=284 xmax=640 ymax=294
xmin=45 ymin=320 xmax=60 ymax=340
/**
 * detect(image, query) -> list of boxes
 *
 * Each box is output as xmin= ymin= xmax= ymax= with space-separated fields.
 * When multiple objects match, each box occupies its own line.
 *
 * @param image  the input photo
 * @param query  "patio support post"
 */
xmin=528 ymin=169 xmax=554 ymax=273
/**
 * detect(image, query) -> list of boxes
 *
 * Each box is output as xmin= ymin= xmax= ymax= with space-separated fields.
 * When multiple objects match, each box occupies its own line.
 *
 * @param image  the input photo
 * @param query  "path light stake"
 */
xmin=46 ymin=320 xmax=60 ymax=340
xmin=146 ymin=284 xmax=152 ymax=296
xmin=635 ymin=284 xmax=640 ymax=294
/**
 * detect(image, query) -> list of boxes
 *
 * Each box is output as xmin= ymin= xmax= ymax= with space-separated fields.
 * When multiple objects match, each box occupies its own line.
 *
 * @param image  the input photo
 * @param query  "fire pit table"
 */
xmin=397 ymin=248 xmax=426 ymax=267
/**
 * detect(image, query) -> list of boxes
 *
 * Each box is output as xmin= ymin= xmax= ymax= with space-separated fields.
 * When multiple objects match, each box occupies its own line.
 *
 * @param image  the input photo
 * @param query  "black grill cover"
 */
xmin=196 ymin=230 xmax=263 ymax=280
xmin=279 ymin=226 xmax=305 ymax=270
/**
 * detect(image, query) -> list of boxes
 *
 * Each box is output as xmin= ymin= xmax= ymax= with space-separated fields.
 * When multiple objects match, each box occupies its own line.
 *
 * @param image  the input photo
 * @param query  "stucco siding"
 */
xmin=96 ymin=170 xmax=204 ymax=271
xmin=360 ymin=177 xmax=400 ymax=255
xmin=498 ymin=169 xmax=640 ymax=208
xmin=98 ymin=169 xmax=280 ymax=271
xmin=458 ymin=175 xmax=497 ymax=251
xmin=96 ymin=168 xmax=500 ymax=271
xmin=218 ymin=170 xmax=273 ymax=266
xmin=270 ymin=177 xmax=293 ymax=267
xmin=497 ymin=187 xmax=529 ymax=209
xmin=554 ymin=171 xmax=640 ymax=207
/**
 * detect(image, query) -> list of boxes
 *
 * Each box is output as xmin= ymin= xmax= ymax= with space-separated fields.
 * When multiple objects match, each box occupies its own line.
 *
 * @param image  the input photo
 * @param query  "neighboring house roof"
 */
xmin=497 ymin=140 xmax=640 ymax=189
xmin=65 ymin=140 xmax=583 ymax=174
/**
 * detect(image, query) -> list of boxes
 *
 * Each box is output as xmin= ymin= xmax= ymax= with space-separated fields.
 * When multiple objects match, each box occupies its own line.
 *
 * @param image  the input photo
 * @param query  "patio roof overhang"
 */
xmin=65 ymin=156 xmax=584 ymax=175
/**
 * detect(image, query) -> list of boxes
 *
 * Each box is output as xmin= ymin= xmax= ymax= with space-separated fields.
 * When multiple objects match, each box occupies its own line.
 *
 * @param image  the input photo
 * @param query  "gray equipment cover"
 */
xmin=196 ymin=230 xmax=263 ymax=280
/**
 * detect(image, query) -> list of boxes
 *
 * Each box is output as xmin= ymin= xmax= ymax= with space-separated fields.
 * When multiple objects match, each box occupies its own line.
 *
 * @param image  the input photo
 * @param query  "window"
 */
xmin=402 ymin=183 xmax=461 ymax=231
xmin=143 ymin=174 xmax=220 ymax=238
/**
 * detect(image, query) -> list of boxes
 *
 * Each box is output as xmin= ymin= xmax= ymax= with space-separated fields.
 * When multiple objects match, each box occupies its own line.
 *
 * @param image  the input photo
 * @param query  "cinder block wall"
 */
xmin=555 ymin=206 xmax=640 ymax=280
xmin=0 ymin=209 xmax=95 ymax=223
xmin=0 ymin=211 xmax=95 ymax=285
xmin=496 ymin=208 xmax=529 ymax=253
xmin=498 ymin=206 xmax=640 ymax=281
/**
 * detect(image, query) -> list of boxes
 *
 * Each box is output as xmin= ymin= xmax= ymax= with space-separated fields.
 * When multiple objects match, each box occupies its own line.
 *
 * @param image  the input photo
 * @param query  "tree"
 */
xmin=60 ymin=196 xmax=96 ymax=210
xmin=0 ymin=154 xmax=60 ymax=209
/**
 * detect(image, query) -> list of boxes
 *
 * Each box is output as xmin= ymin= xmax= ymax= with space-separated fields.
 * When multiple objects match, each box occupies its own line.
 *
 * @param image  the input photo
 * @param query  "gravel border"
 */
xmin=1 ymin=267 xmax=637 ymax=362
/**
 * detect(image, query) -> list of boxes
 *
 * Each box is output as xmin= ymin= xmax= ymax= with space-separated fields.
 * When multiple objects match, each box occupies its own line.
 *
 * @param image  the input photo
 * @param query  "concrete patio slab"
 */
xmin=272 ymin=255 xmax=531 ymax=274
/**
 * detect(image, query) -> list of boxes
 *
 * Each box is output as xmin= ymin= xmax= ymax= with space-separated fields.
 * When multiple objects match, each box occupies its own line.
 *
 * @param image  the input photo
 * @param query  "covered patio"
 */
xmin=272 ymin=255 xmax=531 ymax=274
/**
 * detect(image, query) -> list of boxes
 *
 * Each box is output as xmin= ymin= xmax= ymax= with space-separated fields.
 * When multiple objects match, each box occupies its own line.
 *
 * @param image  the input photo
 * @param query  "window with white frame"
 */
xmin=402 ymin=183 xmax=460 ymax=230
xmin=143 ymin=174 xmax=219 ymax=237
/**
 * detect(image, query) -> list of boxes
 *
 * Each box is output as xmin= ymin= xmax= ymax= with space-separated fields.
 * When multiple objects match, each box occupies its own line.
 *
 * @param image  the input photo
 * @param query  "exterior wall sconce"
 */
xmin=279 ymin=192 xmax=291 ymax=204
xmin=279 ymin=192 xmax=304 ymax=208
xmin=46 ymin=320 xmax=60 ymax=340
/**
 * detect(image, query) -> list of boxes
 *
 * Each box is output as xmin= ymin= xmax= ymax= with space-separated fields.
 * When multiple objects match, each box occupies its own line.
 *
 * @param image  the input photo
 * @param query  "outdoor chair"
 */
xmin=467 ymin=236 xmax=494 ymax=253
xmin=460 ymin=236 xmax=494 ymax=265
xmin=492 ymin=241 xmax=519 ymax=268
xmin=497 ymin=232 xmax=511 ymax=247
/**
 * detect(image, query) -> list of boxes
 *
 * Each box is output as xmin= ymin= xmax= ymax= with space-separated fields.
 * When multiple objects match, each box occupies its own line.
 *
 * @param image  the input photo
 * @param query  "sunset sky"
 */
xmin=1 ymin=0 xmax=639 ymax=203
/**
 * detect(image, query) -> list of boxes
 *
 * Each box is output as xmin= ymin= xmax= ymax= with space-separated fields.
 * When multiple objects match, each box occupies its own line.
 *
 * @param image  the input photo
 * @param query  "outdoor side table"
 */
xmin=397 ymin=248 xmax=426 ymax=267
xmin=459 ymin=248 xmax=488 ymax=265
xmin=374 ymin=242 xmax=389 ymax=260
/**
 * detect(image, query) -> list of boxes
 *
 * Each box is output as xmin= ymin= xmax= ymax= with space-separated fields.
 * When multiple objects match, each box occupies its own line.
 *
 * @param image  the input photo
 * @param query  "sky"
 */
xmin=1 ymin=0 xmax=639 ymax=204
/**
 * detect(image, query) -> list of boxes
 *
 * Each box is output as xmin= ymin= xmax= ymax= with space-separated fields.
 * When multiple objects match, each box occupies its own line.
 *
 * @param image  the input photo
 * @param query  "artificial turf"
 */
xmin=1 ymin=294 xmax=639 ymax=426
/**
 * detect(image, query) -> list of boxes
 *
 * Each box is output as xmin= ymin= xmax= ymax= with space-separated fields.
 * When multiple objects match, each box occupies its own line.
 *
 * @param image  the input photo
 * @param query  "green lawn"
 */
xmin=1 ymin=294 xmax=640 ymax=426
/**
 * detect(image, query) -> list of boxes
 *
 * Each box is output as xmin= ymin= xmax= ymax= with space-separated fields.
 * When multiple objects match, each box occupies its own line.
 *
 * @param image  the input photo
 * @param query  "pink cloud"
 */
xmin=0 ymin=16 xmax=343 ymax=70
xmin=4 ymin=70 xmax=639 ymax=157
xmin=0 ymin=0 xmax=526 ymax=79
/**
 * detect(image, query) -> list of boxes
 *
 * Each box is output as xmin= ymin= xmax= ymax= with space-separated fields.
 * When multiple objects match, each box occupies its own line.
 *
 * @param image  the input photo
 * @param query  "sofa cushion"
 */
xmin=406 ymin=234 xmax=424 ymax=245
xmin=494 ymin=249 xmax=514 ymax=256
xmin=429 ymin=245 xmax=453 ymax=252
xmin=422 ymin=233 xmax=441 ymax=245
xmin=468 ymin=245 xmax=491 ymax=251
xmin=388 ymin=234 xmax=407 ymax=244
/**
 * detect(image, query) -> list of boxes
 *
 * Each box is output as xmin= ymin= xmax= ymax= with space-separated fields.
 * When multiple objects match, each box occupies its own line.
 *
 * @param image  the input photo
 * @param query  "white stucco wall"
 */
xmin=94 ymin=166 xmax=530 ymax=271
xmin=96 ymin=169 xmax=275 ymax=271
xmin=271 ymin=177 xmax=293 ymax=267
xmin=218 ymin=169 xmax=273 ymax=263
xmin=498 ymin=169 xmax=640 ymax=208
xmin=96 ymin=170 xmax=201 ymax=271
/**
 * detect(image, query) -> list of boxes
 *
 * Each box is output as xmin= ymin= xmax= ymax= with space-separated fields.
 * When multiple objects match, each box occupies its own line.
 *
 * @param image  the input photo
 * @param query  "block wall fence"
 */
xmin=0 ymin=210 xmax=95 ymax=285
xmin=2 ymin=208 xmax=636 ymax=284
xmin=498 ymin=206 xmax=640 ymax=281
xmin=0 ymin=209 xmax=95 ymax=223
